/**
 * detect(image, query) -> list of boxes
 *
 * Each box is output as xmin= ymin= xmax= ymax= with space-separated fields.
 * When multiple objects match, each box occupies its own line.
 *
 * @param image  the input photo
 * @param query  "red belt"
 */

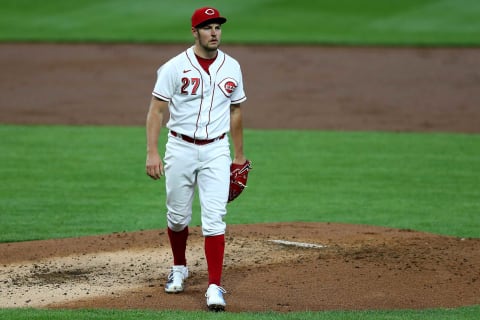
xmin=171 ymin=131 xmax=226 ymax=145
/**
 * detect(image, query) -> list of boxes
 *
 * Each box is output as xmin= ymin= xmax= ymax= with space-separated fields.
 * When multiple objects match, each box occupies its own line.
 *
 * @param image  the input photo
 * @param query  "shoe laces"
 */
xmin=217 ymin=286 xmax=226 ymax=294
xmin=167 ymin=267 xmax=186 ymax=281
xmin=206 ymin=285 xmax=227 ymax=297
xmin=167 ymin=271 xmax=176 ymax=281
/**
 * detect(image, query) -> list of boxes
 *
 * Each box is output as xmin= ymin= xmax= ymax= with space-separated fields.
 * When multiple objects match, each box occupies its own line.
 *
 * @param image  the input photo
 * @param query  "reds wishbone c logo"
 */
xmin=205 ymin=8 xmax=215 ymax=15
xmin=218 ymin=78 xmax=238 ymax=97
xmin=224 ymin=81 xmax=236 ymax=94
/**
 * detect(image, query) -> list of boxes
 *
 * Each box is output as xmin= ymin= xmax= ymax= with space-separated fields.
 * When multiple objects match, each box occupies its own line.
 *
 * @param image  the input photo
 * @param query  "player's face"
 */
xmin=193 ymin=23 xmax=222 ymax=52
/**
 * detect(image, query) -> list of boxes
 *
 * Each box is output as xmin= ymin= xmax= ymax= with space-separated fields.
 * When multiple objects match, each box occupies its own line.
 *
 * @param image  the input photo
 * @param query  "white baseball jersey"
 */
xmin=153 ymin=46 xmax=246 ymax=140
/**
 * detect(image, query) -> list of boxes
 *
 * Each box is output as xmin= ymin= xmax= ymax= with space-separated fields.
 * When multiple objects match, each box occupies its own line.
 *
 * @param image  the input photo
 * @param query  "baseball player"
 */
xmin=145 ymin=7 xmax=247 ymax=311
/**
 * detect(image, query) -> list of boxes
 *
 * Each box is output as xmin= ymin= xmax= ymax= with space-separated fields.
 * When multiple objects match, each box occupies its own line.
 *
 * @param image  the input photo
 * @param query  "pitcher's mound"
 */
xmin=1 ymin=222 xmax=479 ymax=312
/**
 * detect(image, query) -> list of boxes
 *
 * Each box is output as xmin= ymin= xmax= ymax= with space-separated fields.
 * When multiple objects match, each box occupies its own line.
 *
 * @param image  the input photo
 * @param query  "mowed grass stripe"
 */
xmin=1 ymin=125 xmax=479 ymax=242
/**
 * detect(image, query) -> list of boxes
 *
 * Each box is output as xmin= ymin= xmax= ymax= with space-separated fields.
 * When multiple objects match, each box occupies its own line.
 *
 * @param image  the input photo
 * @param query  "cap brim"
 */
xmin=195 ymin=17 xmax=227 ymax=28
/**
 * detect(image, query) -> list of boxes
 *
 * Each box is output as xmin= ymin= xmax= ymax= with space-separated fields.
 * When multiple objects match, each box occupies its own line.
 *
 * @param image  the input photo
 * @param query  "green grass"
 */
xmin=0 ymin=125 xmax=163 ymax=241
xmin=236 ymin=130 xmax=480 ymax=238
xmin=1 ymin=125 xmax=479 ymax=242
xmin=0 ymin=0 xmax=479 ymax=45
xmin=1 ymin=306 xmax=480 ymax=320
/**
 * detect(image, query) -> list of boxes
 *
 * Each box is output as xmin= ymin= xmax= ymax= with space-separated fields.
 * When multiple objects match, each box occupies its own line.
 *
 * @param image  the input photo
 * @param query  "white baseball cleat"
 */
xmin=205 ymin=284 xmax=227 ymax=311
xmin=164 ymin=265 xmax=188 ymax=293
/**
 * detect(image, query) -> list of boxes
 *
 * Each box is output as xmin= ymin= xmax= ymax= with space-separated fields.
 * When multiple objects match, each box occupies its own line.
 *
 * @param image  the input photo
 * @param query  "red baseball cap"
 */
xmin=191 ymin=7 xmax=227 ymax=28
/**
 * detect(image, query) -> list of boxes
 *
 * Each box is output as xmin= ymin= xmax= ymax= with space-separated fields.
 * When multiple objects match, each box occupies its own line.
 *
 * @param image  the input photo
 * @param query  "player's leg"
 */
xmin=197 ymin=139 xmax=230 ymax=239
xmin=167 ymin=227 xmax=189 ymax=266
xmin=197 ymin=139 xmax=230 ymax=309
xmin=163 ymin=136 xmax=197 ymax=292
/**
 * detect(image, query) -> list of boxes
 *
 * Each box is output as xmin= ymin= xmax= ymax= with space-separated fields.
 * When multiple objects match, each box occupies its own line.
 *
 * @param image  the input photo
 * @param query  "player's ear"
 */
xmin=192 ymin=27 xmax=198 ymax=38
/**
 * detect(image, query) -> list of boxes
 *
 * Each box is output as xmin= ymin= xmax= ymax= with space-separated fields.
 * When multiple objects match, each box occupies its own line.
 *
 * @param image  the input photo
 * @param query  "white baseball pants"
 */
xmin=164 ymin=133 xmax=231 ymax=236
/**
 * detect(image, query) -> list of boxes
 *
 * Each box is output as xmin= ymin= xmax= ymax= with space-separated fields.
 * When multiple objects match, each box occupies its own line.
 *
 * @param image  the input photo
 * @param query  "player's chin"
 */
xmin=208 ymin=41 xmax=220 ymax=48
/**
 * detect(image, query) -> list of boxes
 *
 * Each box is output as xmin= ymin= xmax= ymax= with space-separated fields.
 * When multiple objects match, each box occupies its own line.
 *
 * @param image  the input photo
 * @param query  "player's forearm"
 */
xmin=146 ymin=97 xmax=168 ymax=154
xmin=231 ymin=134 xmax=244 ymax=160
xmin=146 ymin=109 xmax=163 ymax=155
xmin=230 ymin=105 xmax=245 ymax=162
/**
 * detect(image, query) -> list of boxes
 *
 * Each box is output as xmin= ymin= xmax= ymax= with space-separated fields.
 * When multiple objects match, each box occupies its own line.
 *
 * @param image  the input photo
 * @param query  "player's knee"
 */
xmin=202 ymin=220 xmax=226 ymax=236
xmin=167 ymin=212 xmax=191 ymax=231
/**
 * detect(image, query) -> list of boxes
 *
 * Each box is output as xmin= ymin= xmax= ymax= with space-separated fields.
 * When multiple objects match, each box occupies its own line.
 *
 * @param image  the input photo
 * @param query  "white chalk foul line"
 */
xmin=268 ymin=240 xmax=326 ymax=249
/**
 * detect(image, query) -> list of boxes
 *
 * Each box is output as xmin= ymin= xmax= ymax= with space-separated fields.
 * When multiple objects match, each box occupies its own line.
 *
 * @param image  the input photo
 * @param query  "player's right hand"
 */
xmin=146 ymin=153 xmax=164 ymax=180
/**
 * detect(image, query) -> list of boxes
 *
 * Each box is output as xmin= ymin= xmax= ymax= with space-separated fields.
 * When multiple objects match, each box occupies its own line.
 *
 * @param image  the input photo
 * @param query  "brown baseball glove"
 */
xmin=228 ymin=160 xmax=252 ymax=202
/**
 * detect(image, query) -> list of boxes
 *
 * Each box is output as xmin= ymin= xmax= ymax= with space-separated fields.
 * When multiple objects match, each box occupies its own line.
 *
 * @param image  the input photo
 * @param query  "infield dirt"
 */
xmin=1 ymin=44 xmax=479 ymax=312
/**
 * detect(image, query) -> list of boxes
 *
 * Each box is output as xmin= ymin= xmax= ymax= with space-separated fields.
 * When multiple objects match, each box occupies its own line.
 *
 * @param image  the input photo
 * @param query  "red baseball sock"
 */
xmin=204 ymin=234 xmax=225 ymax=286
xmin=168 ymin=227 xmax=189 ymax=266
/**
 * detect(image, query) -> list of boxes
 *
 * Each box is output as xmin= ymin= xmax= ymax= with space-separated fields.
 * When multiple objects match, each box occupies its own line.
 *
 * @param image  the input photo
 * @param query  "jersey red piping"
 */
xmin=152 ymin=91 xmax=170 ymax=102
xmin=185 ymin=51 xmax=205 ymax=140
xmin=205 ymin=54 xmax=226 ymax=139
